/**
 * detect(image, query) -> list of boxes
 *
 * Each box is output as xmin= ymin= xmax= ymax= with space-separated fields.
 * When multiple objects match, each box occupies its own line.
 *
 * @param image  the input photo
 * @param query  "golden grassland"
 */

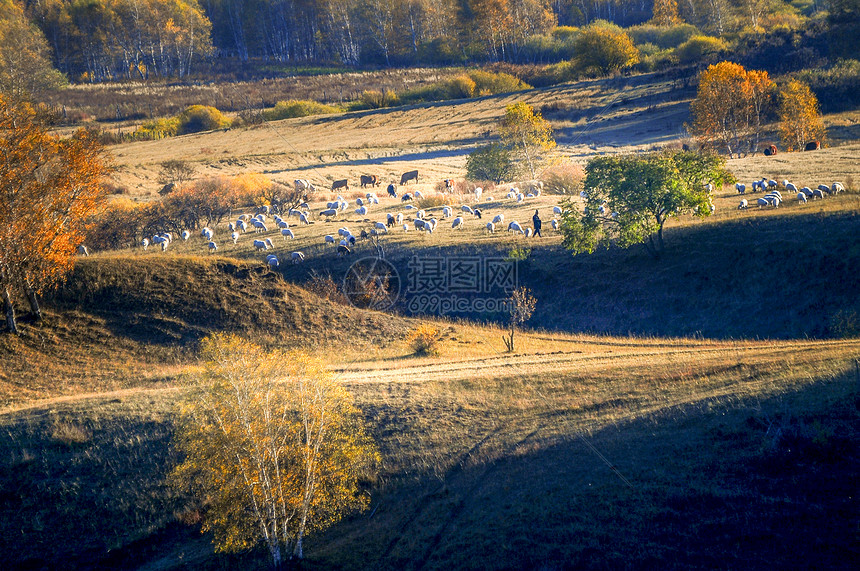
xmin=1 ymin=71 xmax=858 ymax=569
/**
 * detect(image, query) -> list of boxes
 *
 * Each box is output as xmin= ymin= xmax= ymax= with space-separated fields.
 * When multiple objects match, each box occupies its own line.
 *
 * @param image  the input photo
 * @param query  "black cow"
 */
xmin=400 ymin=170 xmax=418 ymax=185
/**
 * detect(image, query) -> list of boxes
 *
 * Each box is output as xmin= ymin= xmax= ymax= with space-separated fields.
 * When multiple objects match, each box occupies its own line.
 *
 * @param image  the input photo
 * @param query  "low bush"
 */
xmin=176 ymin=105 xmax=231 ymax=135
xmin=675 ymin=35 xmax=728 ymax=65
xmin=405 ymin=323 xmax=441 ymax=356
xmin=262 ymin=99 xmax=341 ymax=121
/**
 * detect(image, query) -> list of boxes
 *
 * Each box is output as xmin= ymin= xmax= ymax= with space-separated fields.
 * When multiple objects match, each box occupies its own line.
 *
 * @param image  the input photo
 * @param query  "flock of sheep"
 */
xmin=129 ymin=181 xmax=561 ymax=267
xmin=736 ymin=178 xmax=845 ymax=210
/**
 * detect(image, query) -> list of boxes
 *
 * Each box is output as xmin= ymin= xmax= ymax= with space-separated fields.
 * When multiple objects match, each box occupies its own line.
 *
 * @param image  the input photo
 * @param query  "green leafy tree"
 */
xmin=466 ymin=143 xmax=518 ymax=183
xmin=171 ymin=334 xmax=379 ymax=565
xmin=573 ymin=22 xmax=640 ymax=76
xmin=559 ymin=151 xmax=731 ymax=259
xmin=497 ymin=102 xmax=555 ymax=179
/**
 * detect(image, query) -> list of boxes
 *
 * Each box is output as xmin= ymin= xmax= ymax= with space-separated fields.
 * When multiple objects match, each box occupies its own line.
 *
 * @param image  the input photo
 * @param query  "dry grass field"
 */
xmin=1 ymin=71 xmax=859 ymax=569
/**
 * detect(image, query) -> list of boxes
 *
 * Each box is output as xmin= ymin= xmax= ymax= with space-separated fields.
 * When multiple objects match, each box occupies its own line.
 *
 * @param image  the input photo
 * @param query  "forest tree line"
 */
xmin=7 ymin=0 xmax=855 ymax=82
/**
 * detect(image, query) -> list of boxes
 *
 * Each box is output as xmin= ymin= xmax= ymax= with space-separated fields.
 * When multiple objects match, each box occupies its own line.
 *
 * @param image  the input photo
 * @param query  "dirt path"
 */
xmin=6 ymin=338 xmax=856 ymax=418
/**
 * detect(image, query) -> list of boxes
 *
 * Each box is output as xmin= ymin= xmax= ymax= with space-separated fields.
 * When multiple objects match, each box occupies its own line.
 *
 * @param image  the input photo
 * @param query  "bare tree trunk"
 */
xmin=3 ymin=286 xmax=18 ymax=334
xmin=24 ymin=280 xmax=42 ymax=322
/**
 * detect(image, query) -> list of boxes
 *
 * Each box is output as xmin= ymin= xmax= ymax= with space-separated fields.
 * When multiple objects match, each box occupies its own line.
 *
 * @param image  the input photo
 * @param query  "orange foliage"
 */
xmin=0 ymin=94 xmax=108 ymax=329
xmin=688 ymin=62 xmax=775 ymax=157
xmin=778 ymin=79 xmax=825 ymax=152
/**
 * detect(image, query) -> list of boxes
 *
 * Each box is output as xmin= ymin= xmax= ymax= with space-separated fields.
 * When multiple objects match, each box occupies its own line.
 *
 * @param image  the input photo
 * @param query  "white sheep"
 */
xmin=281 ymin=228 xmax=295 ymax=240
xmin=830 ymin=182 xmax=844 ymax=194
xmin=141 ymin=238 xmax=149 ymax=250
xmin=395 ymin=213 xmax=404 ymax=225
xmin=427 ymin=219 xmax=438 ymax=232
xmin=580 ymin=190 xmax=588 ymax=199
xmin=201 ymin=227 xmax=213 ymax=239
xmin=442 ymin=206 xmax=452 ymax=218
xmin=551 ymin=219 xmax=559 ymax=230
xmin=236 ymin=220 xmax=247 ymax=233
xmin=414 ymin=190 xmax=423 ymax=199
xmin=474 ymin=187 xmax=482 ymax=202
xmin=160 ymin=239 xmax=168 ymax=252
xmin=485 ymin=222 xmax=495 ymax=233
xmin=356 ymin=197 xmax=364 ymax=206
xmin=784 ymin=181 xmax=798 ymax=193
xmin=374 ymin=222 xmax=388 ymax=233
xmin=267 ymin=255 xmax=279 ymax=269
xmin=324 ymin=235 xmax=335 ymax=245
xmin=797 ymin=192 xmax=807 ymax=203
xmin=253 ymin=239 xmax=268 ymax=251
xmin=516 ymin=193 xmax=524 ymax=202
xmin=181 ymin=230 xmax=190 ymax=241
xmin=461 ymin=205 xmax=474 ymax=215
xmin=264 ymin=238 xmax=274 ymax=249
xmin=492 ymin=213 xmax=505 ymax=224
xmin=738 ymin=199 xmax=748 ymax=209
xmin=278 ymin=220 xmax=289 ymax=229
xmin=416 ymin=209 xmax=426 ymax=219
xmin=812 ymin=188 xmax=824 ymax=200
xmin=414 ymin=219 xmax=427 ymax=231
xmin=507 ymin=221 xmax=524 ymax=234
xmin=355 ymin=206 xmax=368 ymax=216
xmin=757 ymin=197 xmax=769 ymax=208
xmin=299 ymin=213 xmax=310 ymax=225
xmin=736 ymin=183 xmax=746 ymax=194
xmin=231 ymin=231 xmax=240 ymax=244
xmin=291 ymin=251 xmax=305 ymax=264
xmin=402 ymin=224 xmax=409 ymax=232
xmin=208 ymin=241 xmax=217 ymax=254
xmin=320 ymin=208 xmax=338 ymax=219
xmin=553 ymin=206 xmax=562 ymax=215
xmin=77 ymin=244 xmax=89 ymax=256
xmin=451 ymin=216 xmax=464 ymax=230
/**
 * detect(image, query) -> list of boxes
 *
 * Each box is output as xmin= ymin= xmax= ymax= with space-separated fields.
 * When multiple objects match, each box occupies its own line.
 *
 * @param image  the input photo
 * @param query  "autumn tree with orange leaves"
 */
xmin=0 ymin=95 xmax=109 ymax=333
xmin=688 ymin=62 xmax=775 ymax=158
xmin=171 ymin=334 xmax=379 ymax=566
xmin=778 ymin=79 xmax=826 ymax=151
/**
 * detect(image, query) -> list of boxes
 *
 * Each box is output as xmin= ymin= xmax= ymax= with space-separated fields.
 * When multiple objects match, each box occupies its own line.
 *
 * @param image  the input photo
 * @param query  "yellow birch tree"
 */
xmin=171 ymin=334 xmax=379 ymax=565
xmin=778 ymin=79 xmax=825 ymax=151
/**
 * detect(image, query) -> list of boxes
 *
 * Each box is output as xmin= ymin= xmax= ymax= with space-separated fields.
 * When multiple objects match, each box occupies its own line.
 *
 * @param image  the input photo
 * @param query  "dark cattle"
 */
xmin=400 ymin=170 xmax=418 ymax=185
xmin=360 ymin=174 xmax=378 ymax=187
xmin=331 ymin=179 xmax=349 ymax=191
xmin=337 ymin=244 xmax=352 ymax=256
xmin=387 ymin=183 xmax=397 ymax=198
xmin=804 ymin=140 xmax=820 ymax=151
xmin=386 ymin=213 xmax=395 ymax=227
xmin=763 ymin=144 xmax=778 ymax=156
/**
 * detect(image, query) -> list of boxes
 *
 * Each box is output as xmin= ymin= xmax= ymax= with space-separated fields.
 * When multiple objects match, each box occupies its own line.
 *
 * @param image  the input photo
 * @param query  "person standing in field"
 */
xmin=532 ymin=209 xmax=542 ymax=237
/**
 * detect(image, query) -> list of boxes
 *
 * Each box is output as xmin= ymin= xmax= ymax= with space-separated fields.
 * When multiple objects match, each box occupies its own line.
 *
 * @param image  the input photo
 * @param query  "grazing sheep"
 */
xmin=278 ymin=220 xmax=289 ymax=229
xmin=580 ymin=190 xmax=588 ymax=199
xmin=291 ymin=251 xmax=305 ymax=264
xmin=374 ymin=222 xmax=388 ymax=233
xmin=553 ymin=206 xmax=562 ymax=215
xmin=320 ymin=208 xmax=338 ymax=219
xmin=264 ymin=238 xmax=274 ymax=249
xmin=736 ymin=183 xmax=746 ymax=194
xmin=253 ymin=239 xmax=268 ymax=251
xmin=231 ymin=231 xmax=240 ymax=244
xmin=160 ymin=239 xmax=168 ymax=252
xmin=830 ymin=182 xmax=844 ymax=194
xmin=402 ymin=224 xmax=409 ymax=232
xmin=387 ymin=184 xmax=397 ymax=198
xmin=812 ymin=188 xmax=824 ymax=200
xmin=208 ymin=241 xmax=217 ymax=254
xmin=442 ymin=206 xmax=452 ymax=218
xmin=181 ymin=230 xmax=190 ymax=241
xmin=201 ymin=227 xmax=214 ymax=240
xmin=77 ymin=245 xmax=89 ymax=256
xmin=337 ymin=244 xmax=351 ymax=256
xmin=474 ymin=187 xmax=482 ymax=202
xmin=757 ymin=197 xmax=769 ymax=208
xmin=281 ymin=228 xmax=294 ymax=240
xmin=414 ymin=219 xmax=427 ymax=231
xmin=236 ymin=220 xmax=247 ymax=232
xmin=338 ymin=201 xmax=349 ymax=211
xmin=451 ymin=216 xmax=465 ymax=230
xmin=416 ymin=209 xmax=426 ymax=219
xmin=492 ymin=213 xmax=505 ymax=225
xmin=516 ymin=193 xmax=524 ymax=202
xmin=797 ymin=192 xmax=807 ymax=203
xmin=427 ymin=218 xmax=438 ymax=232
xmin=252 ymin=220 xmax=268 ymax=233
xmin=355 ymin=206 xmax=368 ymax=216
xmin=473 ymin=208 xmax=482 ymax=219
xmin=387 ymin=213 xmax=396 ymax=227
xmin=784 ymin=181 xmax=798 ymax=193
xmin=356 ymin=197 xmax=364 ymax=206
xmin=551 ymin=219 xmax=559 ymax=230
xmin=486 ymin=222 xmax=495 ymax=233
xmin=299 ymin=213 xmax=310 ymax=225
xmin=801 ymin=187 xmax=814 ymax=197
xmin=141 ymin=238 xmax=149 ymax=250
xmin=267 ymin=255 xmax=279 ymax=268
xmin=395 ymin=213 xmax=404 ymax=224
xmin=414 ymin=190 xmax=423 ymax=199
xmin=524 ymin=228 xmax=533 ymax=237
xmin=738 ymin=199 xmax=749 ymax=209
xmin=461 ymin=205 xmax=474 ymax=215
xmin=324 ymin=235 xmax=335 ymax=245
xmin=507 ymin=221 xmax=524 ymax=234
